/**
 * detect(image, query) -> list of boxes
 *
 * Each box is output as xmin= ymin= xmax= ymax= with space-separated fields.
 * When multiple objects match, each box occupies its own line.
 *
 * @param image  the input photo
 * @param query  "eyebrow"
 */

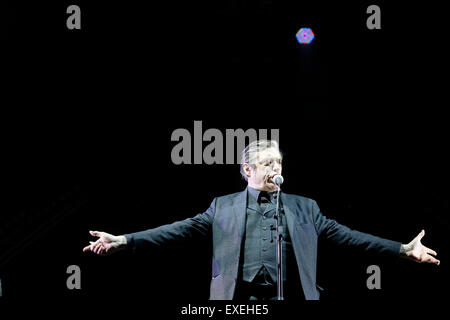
xmin=258 ymin=154 xmax=282 ymax=162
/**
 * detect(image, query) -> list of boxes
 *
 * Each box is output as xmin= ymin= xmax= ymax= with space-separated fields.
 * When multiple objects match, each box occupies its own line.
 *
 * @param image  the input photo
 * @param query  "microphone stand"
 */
xmin=274 ymin=186 xmax=284 ymax=300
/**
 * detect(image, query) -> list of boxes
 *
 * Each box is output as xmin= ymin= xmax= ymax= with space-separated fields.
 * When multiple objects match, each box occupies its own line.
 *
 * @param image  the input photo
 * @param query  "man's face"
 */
xmin=244 ymin=147 xmax=282 ymax=192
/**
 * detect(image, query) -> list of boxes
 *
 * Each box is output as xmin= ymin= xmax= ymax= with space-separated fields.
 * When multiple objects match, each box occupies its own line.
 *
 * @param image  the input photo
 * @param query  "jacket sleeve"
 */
xmin=311 ymin=199 xmax=401 ymax=258
xmin=124 ymin=198 xmax=216 ymax=252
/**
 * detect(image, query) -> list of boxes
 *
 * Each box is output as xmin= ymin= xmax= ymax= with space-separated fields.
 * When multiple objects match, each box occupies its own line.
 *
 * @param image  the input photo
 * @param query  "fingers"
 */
xmin=425 ymin=247 xmax=439 ymax=265
xmin=82 ymin=241 xmax=98 ymax=252
xmin=426 ymin=248 xmax=437 ymax=257
xmin=98 ymin=246 xmax=106 ymax=255
xmin=90 ymin=230 xmax=102 ymax=237
xmin=425 ymin=255 xmax=440 ymax=266
xmin=416 ymin=249 xmax=440 ymax=265
xmin=82 ymin=238 xmax=105 ymax=255
xmin=98 ymin=245 xmax=107 ymax=255
xmin=417 ymin=229 xmax=425 ymax=241
xmin=94 ymin=242 xmax=102 ymax=253
xmin=92 ymin=242 xmax=104 ymax=255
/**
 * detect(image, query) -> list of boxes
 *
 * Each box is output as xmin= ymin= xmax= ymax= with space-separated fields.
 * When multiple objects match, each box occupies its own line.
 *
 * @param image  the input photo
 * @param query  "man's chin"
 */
xmin=264 ymin=183 xmax=278 ymax=192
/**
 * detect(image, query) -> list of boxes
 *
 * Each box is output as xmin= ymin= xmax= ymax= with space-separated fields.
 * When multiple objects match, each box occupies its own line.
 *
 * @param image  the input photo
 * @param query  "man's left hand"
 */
xmin=401 ymin=230 xmax=440 ymax=265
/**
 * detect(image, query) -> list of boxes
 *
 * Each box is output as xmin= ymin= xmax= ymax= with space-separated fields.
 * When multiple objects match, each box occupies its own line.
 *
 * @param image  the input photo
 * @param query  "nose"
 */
xmin=272 ymin=161 xmax=281 ymax=173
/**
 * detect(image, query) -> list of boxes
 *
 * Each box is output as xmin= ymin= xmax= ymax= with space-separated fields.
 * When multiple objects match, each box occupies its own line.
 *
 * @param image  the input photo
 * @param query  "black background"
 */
xmin=1 ymin=0 xmax=448 ymax=317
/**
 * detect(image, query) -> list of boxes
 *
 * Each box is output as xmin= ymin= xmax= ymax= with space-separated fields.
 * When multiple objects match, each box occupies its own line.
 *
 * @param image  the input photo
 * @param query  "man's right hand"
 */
xmin=82 ymin=230 xmax=127 ymax=256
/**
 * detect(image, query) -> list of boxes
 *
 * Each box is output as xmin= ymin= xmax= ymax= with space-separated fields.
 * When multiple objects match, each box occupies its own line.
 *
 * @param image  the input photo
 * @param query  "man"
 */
xmin=83 ymin=140 xmax=440 ymax=300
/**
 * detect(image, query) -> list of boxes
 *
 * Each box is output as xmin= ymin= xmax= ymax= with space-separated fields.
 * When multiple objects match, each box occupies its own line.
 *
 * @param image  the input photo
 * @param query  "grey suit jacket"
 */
xmin=125 ymin=189 xmax=401 ymax=300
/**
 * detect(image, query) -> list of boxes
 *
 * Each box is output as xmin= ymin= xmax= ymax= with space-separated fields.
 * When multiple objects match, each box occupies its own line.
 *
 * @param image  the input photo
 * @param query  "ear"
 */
xmin=242 ymin=163 xmax=252 ymax=178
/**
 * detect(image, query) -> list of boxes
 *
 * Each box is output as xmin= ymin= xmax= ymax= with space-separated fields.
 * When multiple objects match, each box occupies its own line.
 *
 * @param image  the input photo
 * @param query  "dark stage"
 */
xmin=1 ymin=0 xmax=448 ymax=317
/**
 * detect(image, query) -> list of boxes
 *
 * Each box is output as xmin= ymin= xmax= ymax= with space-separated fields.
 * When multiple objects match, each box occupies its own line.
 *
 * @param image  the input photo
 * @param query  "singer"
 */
xmin=83 ymin=140 xmax=440 ymax=300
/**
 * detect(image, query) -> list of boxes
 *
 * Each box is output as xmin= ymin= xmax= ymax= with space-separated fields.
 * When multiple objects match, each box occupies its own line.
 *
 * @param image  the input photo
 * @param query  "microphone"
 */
xmin=272 ymin=174 xmax=284 ymax=188
xmin=271 ymin=174 xmax=285 ymax=300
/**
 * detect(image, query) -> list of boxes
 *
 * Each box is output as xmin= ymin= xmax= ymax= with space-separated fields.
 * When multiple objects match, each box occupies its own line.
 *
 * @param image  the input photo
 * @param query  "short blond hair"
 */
xmin=240 ymin=140 xmax=281 ymax=181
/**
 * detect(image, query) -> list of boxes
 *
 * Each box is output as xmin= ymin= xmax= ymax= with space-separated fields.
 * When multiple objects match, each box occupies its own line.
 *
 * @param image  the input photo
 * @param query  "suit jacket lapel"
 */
xmin=232 ymin=188 xmax=248 ymax=244
xmin=280 ymin=192 xmax=318 ymax=299
xmin=280 ymin=192 xmax=297 ymax=244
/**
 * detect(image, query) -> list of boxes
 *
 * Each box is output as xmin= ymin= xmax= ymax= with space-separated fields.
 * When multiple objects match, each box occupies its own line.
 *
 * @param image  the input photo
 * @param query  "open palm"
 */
xmin=404 ymin=230 xmax=440 ymax=265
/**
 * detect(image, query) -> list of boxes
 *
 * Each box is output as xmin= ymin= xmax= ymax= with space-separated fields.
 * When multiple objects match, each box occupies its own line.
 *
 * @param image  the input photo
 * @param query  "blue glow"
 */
xmin=296 ymin=28 xmax=315 ymax=44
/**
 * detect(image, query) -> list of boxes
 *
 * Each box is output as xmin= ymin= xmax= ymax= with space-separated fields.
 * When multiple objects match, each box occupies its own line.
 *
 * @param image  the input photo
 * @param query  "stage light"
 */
xmin=296 ymin=28 xmax=315 ymax=44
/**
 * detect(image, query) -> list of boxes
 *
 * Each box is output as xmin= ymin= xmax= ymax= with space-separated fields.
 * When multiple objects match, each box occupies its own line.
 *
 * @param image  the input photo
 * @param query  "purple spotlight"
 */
xmin=296 ymin=28 xmax=315 ymax=44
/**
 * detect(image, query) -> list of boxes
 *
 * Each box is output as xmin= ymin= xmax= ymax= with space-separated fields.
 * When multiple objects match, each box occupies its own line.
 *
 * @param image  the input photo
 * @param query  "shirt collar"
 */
xmin=247 ymin=186 xmax=277 ymax=203
xmin=247 ymin=186 xmax=262 ymax=202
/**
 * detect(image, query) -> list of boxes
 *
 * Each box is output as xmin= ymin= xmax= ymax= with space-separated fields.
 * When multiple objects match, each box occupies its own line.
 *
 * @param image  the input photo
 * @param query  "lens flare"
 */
xmin=296 ymin=28 xmax=315 ymax=44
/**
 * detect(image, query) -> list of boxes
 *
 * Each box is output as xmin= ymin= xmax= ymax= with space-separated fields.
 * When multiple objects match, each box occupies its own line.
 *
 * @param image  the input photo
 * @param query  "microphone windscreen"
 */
xmin=273 ymin=175 xmax=284 ymax=186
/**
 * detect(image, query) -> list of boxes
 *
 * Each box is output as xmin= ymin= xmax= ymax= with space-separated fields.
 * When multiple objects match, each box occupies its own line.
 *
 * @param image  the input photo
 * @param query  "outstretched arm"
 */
xmin=83 ymin=198 xmax=216 ymax=255
xmin=124 ymin=208 xmax=214 ymax=250
xmin=400 ymin=230 xmax=440 ymax=265
xmin=312 ymin=200 xmax=402 ymax=257
xmin=312 ymin=200 xmax=440 ymax=265
xmin=83 ymin=213 xmax=213 ymax=256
